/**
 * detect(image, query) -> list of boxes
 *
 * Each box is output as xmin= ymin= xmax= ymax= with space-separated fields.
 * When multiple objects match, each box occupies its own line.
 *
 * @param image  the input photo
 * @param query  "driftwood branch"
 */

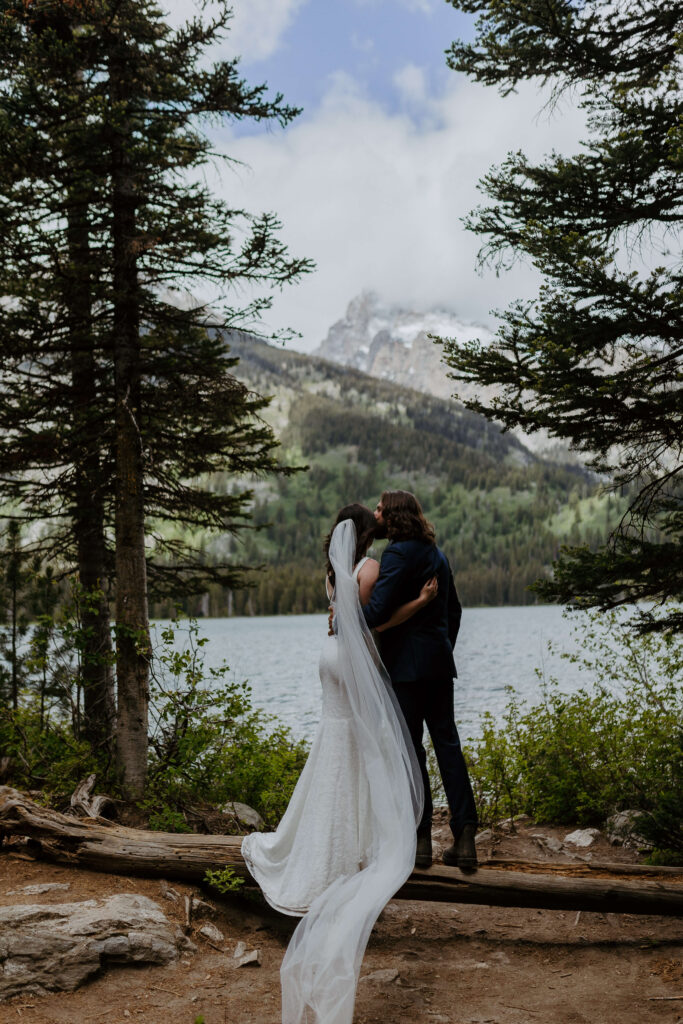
xmin=1 ymin=787 xmax=681 ymax=917
xmin=70 ymin=775 xmax=117 ymax=819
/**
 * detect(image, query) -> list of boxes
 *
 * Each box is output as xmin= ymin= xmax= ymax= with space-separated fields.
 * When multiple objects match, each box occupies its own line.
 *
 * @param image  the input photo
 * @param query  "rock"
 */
xmin=313 ymin=294 xmax=572 ymax=460
xmin=361 ymin=968 xmax=399 ymax=984
xmin=605 ymin=810 xmax=652 ymax=850
xmin=474 ymin=829 xmax=494 ymax=845
xmin=531 ymin=833 xmax=563 ymax=854
xmin=198 ymin=923 xmax=225 ymax=948
xmin=159 ymin=881 xmax=180 ymax=903
xmin=0 ymin=894 xmax=189 ymax=1000
xmin=314 ymin=291 xmax=493 ymax=405
xmin=564 ymin=828 xmax=601 ymax=848
xmin=236 ymin=949 xmax=261 ymax=967
xmin=5 ymin=882 xmax=71 ymax=896
xmin=233 ymin=940 xmax=247 ymax=959
xmin=219 ymin=801 xmax=265 ymax=831
xmin=496 ymin=814 xmax=530 ymax=832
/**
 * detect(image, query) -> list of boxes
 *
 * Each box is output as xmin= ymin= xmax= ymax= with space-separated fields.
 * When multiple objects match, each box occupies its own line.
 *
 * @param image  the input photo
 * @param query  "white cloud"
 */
xmin=392 ymin=63 xmax=428 ymax=106
xmin=161 ymin=0 xmax=308 ymax=62
xmin=228 ymin=0 xmax=309 ymax=62
xmin=210 ymin=70 xmax=587 ymax=350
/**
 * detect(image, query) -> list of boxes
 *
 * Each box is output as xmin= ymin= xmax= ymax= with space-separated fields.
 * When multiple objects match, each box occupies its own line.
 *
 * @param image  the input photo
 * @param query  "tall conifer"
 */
xmin=440 ymin=0 xmax=683 ymax=632
xmin=0 ymin=0 xmax=312 ymax=792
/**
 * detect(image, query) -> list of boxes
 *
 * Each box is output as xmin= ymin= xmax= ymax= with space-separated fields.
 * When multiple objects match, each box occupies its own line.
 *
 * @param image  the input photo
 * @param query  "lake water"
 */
xmin=152 ymin=605 xmax=596 ymax=743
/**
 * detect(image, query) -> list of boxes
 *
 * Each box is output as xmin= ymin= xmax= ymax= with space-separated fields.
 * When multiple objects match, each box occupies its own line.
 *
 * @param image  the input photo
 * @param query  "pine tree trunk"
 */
xmin=66 ymin=196 xmax=116 ymax=755
xmin=10 ymin=571 xmax=18 ymax=712
xmin=110 ymin=62 xmax=150 ymax=798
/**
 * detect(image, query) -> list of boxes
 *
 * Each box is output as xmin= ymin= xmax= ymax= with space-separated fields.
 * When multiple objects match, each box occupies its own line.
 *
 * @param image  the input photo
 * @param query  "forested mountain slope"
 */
xmin=153 ymin=335 xmax=623 ymax=616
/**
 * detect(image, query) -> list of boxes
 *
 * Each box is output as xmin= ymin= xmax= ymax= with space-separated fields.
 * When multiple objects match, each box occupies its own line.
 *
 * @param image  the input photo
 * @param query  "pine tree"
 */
xmin=0 ymin=0 xmax=312 ymax=793
xmin=440 ymin=0 xmax=683 ymax=632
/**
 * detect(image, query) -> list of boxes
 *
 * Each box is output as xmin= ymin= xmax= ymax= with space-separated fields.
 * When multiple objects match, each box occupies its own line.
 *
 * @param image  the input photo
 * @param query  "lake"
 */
xmin=152 ymin=605 xmax=598 ymax=743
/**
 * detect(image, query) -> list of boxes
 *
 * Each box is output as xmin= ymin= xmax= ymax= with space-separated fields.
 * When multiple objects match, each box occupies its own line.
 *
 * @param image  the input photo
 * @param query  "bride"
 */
xmin=242 ymin=503 xmax=436 ymax=1024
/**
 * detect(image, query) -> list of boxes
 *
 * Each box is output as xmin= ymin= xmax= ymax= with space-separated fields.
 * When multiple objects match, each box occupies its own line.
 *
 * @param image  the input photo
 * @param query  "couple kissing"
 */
xmin=242 ymin=489 xmax=477 ymax=1024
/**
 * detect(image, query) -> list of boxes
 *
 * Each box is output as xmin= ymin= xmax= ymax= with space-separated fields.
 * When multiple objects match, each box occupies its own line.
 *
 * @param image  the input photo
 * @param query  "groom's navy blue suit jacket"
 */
xmin=362 ymin=539 xmax=462 ymax=684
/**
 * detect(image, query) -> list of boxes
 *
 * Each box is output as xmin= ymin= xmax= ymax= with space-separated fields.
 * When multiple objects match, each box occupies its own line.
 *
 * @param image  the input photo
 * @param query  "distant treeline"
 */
xmin=150 ymin=371 xmax=625 ymax=616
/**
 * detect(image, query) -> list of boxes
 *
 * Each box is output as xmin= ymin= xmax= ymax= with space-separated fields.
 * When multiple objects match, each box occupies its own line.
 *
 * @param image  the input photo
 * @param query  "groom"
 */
xmin=362 ymin=489 xmax=478 ymax=870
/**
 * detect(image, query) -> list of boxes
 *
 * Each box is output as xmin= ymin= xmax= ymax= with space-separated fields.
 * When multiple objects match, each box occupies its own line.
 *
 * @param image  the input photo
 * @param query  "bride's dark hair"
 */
xmin=324 ymin=503 xmax=375 ymax=586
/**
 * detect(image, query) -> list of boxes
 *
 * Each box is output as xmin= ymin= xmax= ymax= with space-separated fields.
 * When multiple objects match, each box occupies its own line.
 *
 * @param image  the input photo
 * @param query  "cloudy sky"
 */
xmin=172 ymin=0 xmax=587 ymax=351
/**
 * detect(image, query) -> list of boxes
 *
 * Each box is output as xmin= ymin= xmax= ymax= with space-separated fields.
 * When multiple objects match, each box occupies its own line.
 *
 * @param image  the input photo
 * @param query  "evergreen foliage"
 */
xmin=0 ymin=0 xmax=311 ymax=788
xmin=0 ymin=0 xmax=310 ymax=589
xmin=440 ymin=0 xmax=683 ymax=632
xmin=463 ymin=608 xmax=683 ymax=863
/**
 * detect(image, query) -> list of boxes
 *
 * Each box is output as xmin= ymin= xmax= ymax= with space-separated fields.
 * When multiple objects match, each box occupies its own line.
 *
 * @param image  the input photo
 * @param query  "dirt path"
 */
xmin=1 ymin=816 xmax=682 ymax=1024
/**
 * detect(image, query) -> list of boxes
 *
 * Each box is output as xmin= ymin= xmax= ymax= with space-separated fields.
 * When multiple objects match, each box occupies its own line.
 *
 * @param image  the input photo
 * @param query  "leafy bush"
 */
xmin=0 ymin=577 xmax=111 ymax=804
xmin=0 ymin=606 xmax=308 ymax=828
xmin=0 ymin=701 xmax=102 ymax=802
xmin=144 ymin=617 xmax=308 ymax=831
xmin=453 ymin=609 xmax=682 ymax=862
xmin=204 ymin=866 xmax=245 ymax=894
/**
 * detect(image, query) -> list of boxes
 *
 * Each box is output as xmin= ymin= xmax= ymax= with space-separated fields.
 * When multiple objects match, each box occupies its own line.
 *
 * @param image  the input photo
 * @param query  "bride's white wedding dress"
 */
xmin=242 ymin=521 xmax=423 ymax=1024
xmin=241 ymin=558 xmax=372 ymax=915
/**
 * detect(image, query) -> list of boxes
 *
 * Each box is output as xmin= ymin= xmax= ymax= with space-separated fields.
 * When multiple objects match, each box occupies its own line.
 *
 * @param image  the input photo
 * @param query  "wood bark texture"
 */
xmin=67 ymin=187 xmax=116 ymax=750
xmin=1 ymin=789 xmax=681 ymax=917
xmin=110 ymin=49 xmax=150 ymax=797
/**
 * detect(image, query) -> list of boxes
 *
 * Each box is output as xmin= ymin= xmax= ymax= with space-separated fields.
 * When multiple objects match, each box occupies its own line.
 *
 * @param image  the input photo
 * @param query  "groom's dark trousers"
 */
xmin=362 ymin=538 xmax=477 ymax=839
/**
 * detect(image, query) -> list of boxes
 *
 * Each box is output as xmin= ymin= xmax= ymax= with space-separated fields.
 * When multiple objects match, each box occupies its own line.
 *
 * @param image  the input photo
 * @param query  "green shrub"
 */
xmin=0 ymin=577 xmax=114 ymax=804
xmin=204 ymin=866 xmax=245 ymax=894
xmin=148 ymin=805 xmax=193 ymax=833
xmin=144 ymin=617 xmax=308 ymax=830
xmin=0 ymin=701 xmax=103 ymax=803
xmin=452 ymin=608 xmax=682 ymax=862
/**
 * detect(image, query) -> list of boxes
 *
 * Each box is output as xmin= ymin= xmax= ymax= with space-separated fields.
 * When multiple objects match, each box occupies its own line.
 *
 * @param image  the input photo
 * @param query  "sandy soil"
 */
xmin=1 ymin=813 xmax=682 ymax=1024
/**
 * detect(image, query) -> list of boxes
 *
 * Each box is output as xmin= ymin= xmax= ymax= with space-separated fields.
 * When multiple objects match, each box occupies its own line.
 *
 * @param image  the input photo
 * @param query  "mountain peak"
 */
xmin=314 ymin=292 xmax=491 ymax=399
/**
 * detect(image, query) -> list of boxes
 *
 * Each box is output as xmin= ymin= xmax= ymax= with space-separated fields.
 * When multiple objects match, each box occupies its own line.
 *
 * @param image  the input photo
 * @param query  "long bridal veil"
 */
xmin=280 ymin=518 xmax=423 ymax=1024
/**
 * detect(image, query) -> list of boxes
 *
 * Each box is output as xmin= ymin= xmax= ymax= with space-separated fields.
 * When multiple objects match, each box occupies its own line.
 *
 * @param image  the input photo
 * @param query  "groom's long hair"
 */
xmin=324 ymin=503 xmax=375 ymax=585
xmin=381 ymin=490 xmax=436 ymax=544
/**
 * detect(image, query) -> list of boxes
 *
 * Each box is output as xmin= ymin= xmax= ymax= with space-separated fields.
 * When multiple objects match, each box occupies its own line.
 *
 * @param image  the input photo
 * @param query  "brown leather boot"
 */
xmin=415 ymin=830 xmax=433 ymax=869
xmin=443 ymin=823 xmax=478 ymax=872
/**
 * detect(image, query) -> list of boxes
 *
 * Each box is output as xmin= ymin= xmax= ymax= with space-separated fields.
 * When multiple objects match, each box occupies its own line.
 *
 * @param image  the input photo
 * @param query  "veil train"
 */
xmin=279 ymin=518 xmax=423 ymax=1024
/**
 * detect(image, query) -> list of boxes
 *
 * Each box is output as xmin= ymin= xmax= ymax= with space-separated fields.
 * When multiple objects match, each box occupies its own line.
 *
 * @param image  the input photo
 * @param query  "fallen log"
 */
xmin=482 ymin=856 xmax=683 ymax=877
xmin=1 ymin=787 xmax=681 ymax=917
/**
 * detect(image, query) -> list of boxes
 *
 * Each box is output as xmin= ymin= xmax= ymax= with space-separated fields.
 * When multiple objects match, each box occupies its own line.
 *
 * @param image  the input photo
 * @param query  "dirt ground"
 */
xmin=1 ymin=813 xmax=682 ymax=1024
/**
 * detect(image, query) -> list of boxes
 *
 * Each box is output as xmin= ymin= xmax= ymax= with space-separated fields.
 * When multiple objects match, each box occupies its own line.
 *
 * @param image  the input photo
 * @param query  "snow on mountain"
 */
xmin=313 ymin=291 xmax=492 ymax=402
xmin=314 ymin=291 xmax=578 ymax=462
